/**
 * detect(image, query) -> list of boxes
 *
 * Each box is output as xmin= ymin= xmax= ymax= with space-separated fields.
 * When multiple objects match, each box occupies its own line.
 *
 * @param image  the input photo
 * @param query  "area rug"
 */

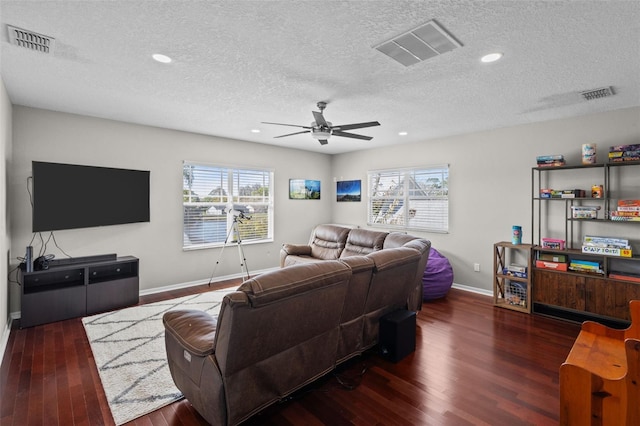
xmin=82 ymin=288 xmax=232 ymax=425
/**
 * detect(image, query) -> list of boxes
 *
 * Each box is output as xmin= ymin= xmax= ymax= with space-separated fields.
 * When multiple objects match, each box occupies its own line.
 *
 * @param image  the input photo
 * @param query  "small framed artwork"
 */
xmin=336 ymin=180 xmax=361 ymax=202
xmin=289 ymin=179 xmax=321 ymax=199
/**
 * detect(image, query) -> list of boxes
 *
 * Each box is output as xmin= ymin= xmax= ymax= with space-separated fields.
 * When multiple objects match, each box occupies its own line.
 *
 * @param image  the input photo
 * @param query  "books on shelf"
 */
xmin=569 ymin=259 xmax=603 ymax=274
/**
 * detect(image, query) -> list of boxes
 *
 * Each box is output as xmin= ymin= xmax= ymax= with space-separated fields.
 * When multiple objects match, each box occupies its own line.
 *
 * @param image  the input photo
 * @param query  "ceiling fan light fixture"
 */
xmin=311 ymin=130 xmax=331 ymax=140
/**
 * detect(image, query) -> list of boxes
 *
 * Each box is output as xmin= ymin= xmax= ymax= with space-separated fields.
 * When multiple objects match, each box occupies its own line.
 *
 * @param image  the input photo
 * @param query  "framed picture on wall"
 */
xmin=289 ymin=179 xmax=321 ymax=199
xmin=336 ymin=180 xmax=361 ymax=202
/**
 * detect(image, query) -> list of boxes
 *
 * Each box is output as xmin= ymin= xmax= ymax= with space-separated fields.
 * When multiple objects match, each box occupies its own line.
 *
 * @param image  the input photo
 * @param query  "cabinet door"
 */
xmin=533 ymin=269 xmax=586 ymax=311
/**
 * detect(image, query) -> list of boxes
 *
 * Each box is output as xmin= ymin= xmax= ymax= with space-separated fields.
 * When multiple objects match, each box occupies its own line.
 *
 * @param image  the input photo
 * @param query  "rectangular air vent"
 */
xmin=7 ymin=25 xmax=55 ymax=53
xmin=374 ymin=20 xmax=462 ymax=67
xmin=580 ymin=86 xmax=614 ymax=101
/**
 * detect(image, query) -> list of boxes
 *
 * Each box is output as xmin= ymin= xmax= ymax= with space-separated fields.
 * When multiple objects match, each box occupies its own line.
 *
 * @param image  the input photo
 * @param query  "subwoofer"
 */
xmin=379 ymin=310 xmax=416 ymax=363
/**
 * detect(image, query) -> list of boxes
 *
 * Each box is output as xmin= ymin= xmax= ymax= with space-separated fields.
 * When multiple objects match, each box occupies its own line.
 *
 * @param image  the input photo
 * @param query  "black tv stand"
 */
xmin=19 ymin=255 xmax=139 ymax=328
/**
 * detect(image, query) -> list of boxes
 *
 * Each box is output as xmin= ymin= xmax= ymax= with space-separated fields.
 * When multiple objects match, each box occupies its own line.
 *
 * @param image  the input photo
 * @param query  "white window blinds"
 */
xmin=183 ymin=162 xmax=273 ymax=249
xmin=368 ymin=165 xmax=449 ymax=233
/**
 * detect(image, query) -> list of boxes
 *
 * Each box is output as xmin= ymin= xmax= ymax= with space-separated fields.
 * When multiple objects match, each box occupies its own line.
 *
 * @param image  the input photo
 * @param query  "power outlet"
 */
xmin=473 ymin=263 xmax=481 ymax=272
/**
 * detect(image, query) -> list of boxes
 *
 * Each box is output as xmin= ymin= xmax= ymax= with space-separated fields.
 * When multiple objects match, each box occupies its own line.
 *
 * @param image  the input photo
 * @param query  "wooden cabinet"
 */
xmin=531 ymin=161 xmax=640 ymax=325
xmin=20 ymin=256 xmax=139 ymax=328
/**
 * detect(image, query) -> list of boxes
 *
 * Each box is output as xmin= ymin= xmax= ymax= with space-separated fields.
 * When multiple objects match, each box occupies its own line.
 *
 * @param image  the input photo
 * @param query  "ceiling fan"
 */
xmin=262 ymin=102 xmax=380 ymax=145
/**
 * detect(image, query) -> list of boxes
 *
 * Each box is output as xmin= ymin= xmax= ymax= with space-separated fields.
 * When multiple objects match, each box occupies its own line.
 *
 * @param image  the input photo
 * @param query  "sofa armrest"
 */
xmin=280 ymin=244 xmax=312 ymax=267
xmin=163 ymin=309 xmax=217 ymax=357
xmin=281 ymin=244 xmax=312 ymax=256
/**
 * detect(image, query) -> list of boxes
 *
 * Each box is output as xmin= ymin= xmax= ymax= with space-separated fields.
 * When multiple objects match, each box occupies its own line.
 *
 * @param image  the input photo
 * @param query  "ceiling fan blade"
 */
xmin=312 ymin=111 xmax=329 ymax=127
xmin=274 ymin=130 xmax=311 ymax=139
xmin=262 ymin=121 xmax=311 ymax=129
xmin=333 ymin=121 xmax=381 ymax=131
xmin=318 ymin=139 xmax=329 ymax=145
xmin=332 ymin=130 xmax=373 ymax=141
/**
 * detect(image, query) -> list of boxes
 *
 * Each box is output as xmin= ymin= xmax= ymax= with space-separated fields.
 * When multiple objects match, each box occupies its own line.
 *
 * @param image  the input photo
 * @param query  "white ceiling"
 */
xmin=1 ymin=1 xmax=639 ymax=155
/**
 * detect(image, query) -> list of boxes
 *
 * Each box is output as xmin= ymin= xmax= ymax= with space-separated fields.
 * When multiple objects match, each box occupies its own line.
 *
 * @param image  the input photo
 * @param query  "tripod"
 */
xmin=208 ymin=214 xmax=251 ymax=285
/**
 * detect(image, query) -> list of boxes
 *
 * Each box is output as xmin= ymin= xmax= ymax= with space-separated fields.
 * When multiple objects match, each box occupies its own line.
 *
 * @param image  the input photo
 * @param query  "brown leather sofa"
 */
xmin=163 ymin=233 xmax=430 ymax=426
xmin=280 ymin=224 xmax=431 ymax=311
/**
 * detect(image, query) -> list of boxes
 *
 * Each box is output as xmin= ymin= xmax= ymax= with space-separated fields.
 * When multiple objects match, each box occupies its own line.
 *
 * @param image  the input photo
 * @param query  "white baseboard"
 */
xmin=0 ymin=312 xmax=19 ymax=367
xmin=139 ymin=267 xmax=279 ymax=296
xmin=451 ymin=282 xmax=493 ymax=297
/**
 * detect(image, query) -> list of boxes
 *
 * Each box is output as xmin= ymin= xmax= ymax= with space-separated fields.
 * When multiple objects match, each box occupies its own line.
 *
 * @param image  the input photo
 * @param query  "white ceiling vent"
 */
xmin=374 ymin=20 xmax=462 ymax=67
xmin=7 ymin=25 xmax=55 ymax=54
xmin=580 ymin=86 xmax=614 ymax=101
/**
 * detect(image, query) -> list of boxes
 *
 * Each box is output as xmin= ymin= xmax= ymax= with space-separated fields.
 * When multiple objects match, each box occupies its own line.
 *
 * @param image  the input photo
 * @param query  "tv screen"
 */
xmin=32 ymin=161 xmax=150 ymax=232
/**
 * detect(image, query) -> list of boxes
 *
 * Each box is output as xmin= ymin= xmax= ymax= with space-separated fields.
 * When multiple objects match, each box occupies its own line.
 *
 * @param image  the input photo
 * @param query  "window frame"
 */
xmin=183 ymin=161 xmax=274 ymax=250
xmin=367 ymin=165 xmax=449 ymax=233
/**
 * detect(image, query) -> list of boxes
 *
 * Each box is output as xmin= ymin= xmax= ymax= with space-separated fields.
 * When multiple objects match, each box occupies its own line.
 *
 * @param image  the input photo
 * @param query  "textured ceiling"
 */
xmin=1 ymin=1 xmax=639 ymax=154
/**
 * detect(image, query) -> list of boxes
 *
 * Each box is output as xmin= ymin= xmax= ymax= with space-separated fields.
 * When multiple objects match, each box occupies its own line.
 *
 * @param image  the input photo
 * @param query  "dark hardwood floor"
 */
xmin=0 ymin=284 xmax=581 ymax=425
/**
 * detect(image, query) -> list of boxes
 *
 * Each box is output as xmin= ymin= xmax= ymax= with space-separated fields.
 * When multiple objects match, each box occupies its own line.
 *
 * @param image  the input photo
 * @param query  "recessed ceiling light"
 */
xmin=152 ymin=53 xmax=172 ymax=63
xmin=251 ymin=129 xmax=261 ymax=133
xmin=481 ymin=52 xmax=503 ymax=63
xmin=398 ymin=131 xmax=408 ymax=136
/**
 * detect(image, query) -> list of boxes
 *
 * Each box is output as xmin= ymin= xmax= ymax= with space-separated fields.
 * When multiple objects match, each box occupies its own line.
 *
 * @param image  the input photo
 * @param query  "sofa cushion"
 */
xmin=308 ymin=224 xmax=351 ymax=260
xmin=237 ymin=261 xmax=351 ymax=307
xmin=340 ymin=228 xmax=388 ymax=258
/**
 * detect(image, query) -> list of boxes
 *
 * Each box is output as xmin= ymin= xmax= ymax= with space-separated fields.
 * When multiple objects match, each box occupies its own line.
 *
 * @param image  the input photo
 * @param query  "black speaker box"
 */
xmin=379 ymin=309 xmax=416 ymax=363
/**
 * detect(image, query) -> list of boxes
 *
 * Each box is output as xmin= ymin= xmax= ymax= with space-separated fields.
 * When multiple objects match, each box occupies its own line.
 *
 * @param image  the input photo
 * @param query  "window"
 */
xmin=368 ymin=165 xmax=449 ymax=233
xmin=183 ymin=162 xmax=273 ymax=249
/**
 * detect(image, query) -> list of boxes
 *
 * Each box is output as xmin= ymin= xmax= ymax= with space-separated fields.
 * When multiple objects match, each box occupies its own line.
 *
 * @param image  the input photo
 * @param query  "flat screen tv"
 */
xmin=32 ymin=161 xmax=150 ymax=232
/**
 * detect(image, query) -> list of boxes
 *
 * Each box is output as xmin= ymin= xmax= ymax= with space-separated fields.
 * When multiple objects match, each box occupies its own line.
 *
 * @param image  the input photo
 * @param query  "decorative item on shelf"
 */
xmin=512 ymin=225 xmax=522 ymax=245
xmin=591 ymin=185 xmax=604 ymax=198
xmin=609 ymin=143 xmax=640 ymax=162
xmin=536 ymin=154 xmax=565 ymax=167
xmin=541 ymin=238 xmax=565 ymax=250
xmin=582 ymin=143 xmax=597 ymax=164
xmin=571 ymin=205 xmax=600 ymax=219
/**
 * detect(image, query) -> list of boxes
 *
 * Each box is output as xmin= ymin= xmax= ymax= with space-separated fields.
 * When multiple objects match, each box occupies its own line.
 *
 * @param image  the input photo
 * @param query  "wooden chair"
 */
xmin=560 ymin=300 xmax=640 ymax=425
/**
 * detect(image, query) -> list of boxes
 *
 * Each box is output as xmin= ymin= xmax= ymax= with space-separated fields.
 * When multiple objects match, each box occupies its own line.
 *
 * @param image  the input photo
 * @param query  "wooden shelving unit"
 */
xmin=493 ymin=241 xmax=533 ymax=313
xmin=531 ymin=161 xmax=640 ymax=325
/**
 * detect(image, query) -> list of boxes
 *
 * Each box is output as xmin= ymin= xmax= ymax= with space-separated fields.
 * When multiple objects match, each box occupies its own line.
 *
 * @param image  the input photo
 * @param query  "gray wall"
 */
xmin=1 ymin=78 xmax=11 ymax=344
xmin=331 ymin=107 xmax=640 ymax=293
xmin=6 ymin=105 xmax=640 ymax=316
xmin=8 ymin=106 xmax=333 ymax=313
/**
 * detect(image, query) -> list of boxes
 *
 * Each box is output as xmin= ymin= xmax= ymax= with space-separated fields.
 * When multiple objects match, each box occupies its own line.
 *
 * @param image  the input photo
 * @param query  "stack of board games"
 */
xmin=609 ymin=144 xmax=640 ymax=162
xmin=536 ymin=252 xmax=568 ymax=271
xmin=610 ymin=199 xmax=640 ymax=222
xmin=503 ymin=263 xmax=527 ymax=278
xmin=581 ymin=235 xmax=632 ymax=257
xmin=536 ymin=154 xmax=565 ymax=167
